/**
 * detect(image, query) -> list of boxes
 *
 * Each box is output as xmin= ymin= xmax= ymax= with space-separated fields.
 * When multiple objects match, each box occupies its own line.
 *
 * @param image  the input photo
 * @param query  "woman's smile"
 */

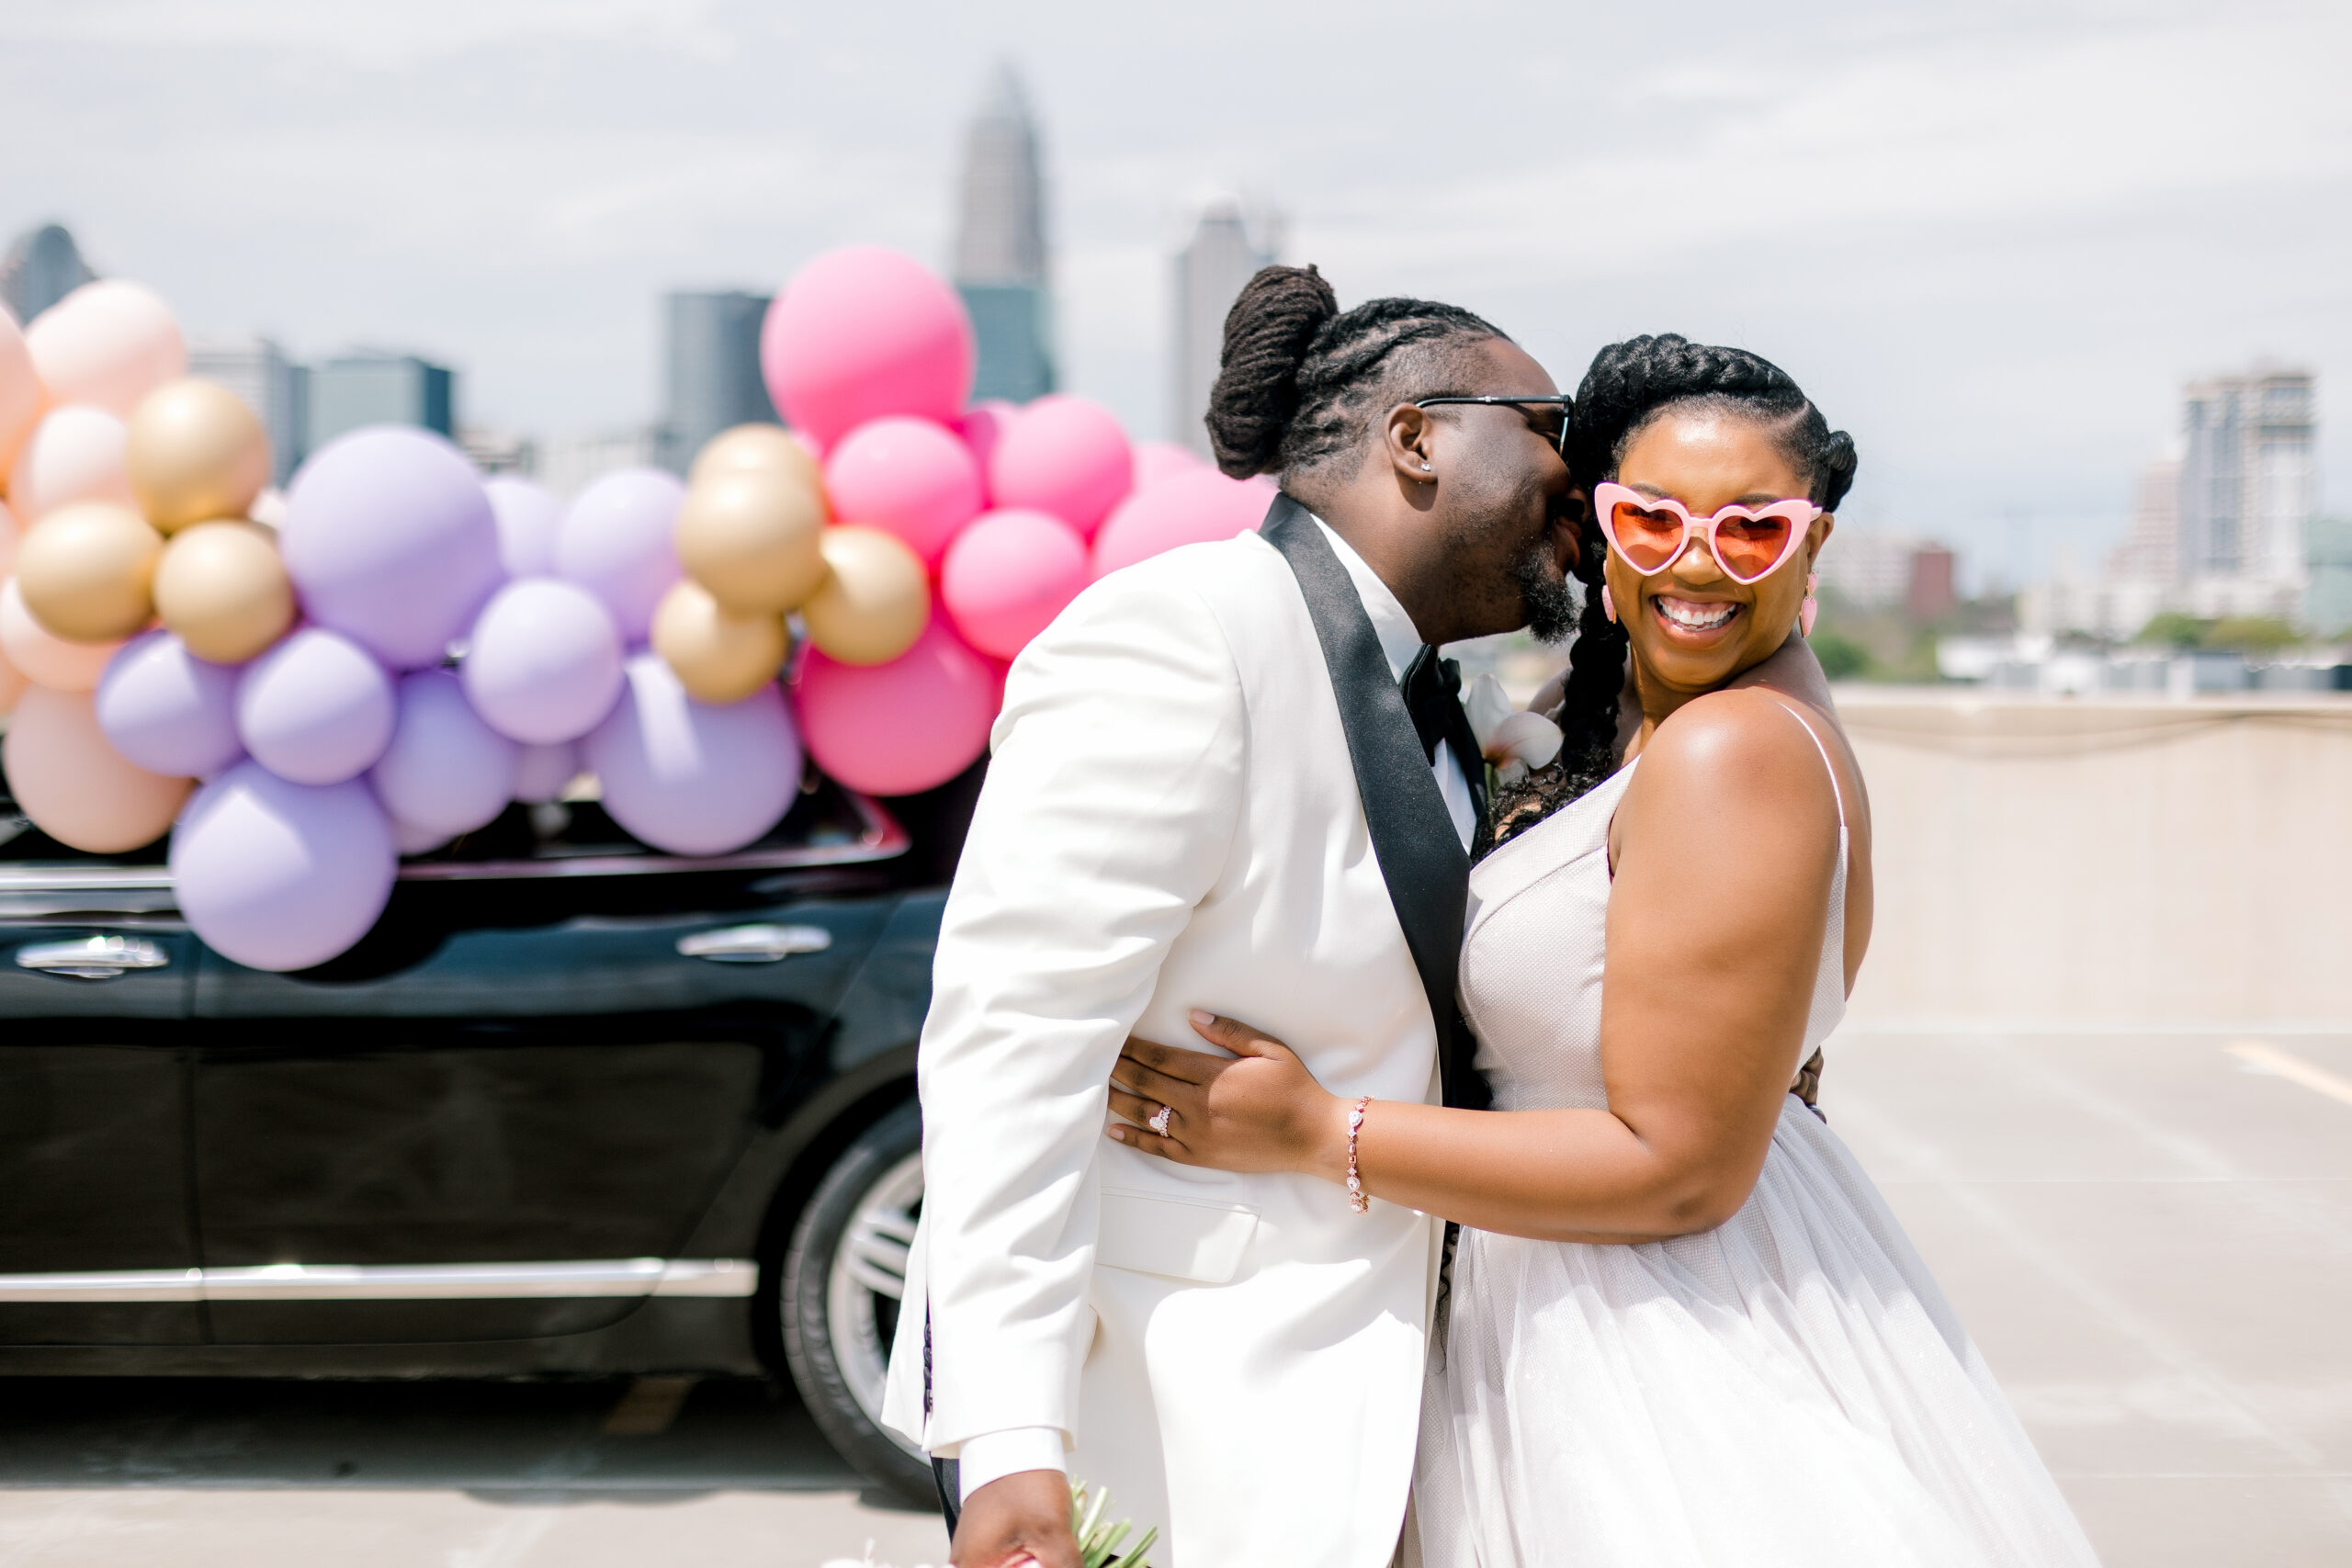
xmin=1650 ymin=592 xmax=1742 ymax=637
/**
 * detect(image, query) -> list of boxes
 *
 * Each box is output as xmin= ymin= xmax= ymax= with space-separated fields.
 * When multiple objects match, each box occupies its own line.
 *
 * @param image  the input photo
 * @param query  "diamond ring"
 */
xmin=1148 ymin=1105 xmax=1172 ymax=1136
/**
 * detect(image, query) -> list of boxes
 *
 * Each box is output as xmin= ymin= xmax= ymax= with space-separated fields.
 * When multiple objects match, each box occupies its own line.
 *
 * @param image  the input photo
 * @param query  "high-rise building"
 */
xmin=189 ymin=337 xmax=309 ymax=484
xmin=953 ymin=65 xmax=1055 ymax=403
xmin=0 ymin=223 xmax=96 ymax=324
xmin=1170 ymin=201 xmax=1279 ymax=458
xmin=659 ymin=289 xmax=776 ymax=473
xmin=2107 ymin=457 xmax=2181 ymax=585
xmin=2177 ymin=367 xmax=2314 ymax=618
xmin=2305 ymin=517 xmax=2352 ymax=637
xmin=308 ymin=351 xmax=455 ymax=452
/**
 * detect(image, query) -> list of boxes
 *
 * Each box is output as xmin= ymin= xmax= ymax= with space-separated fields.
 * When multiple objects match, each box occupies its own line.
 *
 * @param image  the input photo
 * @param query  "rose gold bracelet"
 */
xmin=1345 ymin=1096 xmax=1373 ymax=1213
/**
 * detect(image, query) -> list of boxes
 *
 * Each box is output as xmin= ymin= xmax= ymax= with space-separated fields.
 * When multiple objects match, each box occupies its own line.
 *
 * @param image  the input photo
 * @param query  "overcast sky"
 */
xmin=5 ymin=0 xmax=2348 ymax=588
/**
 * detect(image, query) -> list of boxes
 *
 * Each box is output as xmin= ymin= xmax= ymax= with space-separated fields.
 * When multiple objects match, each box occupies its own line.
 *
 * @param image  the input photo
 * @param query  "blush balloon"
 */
xmin=23 ymin=280 xmax=186 ymax=419
xmin=461 ymin=578 xmax=626 ymax=745
xmin=4 ymin=684 xmax=192 ymax=853
xmin=0 ymin=306 xmax=40 ymax=476
xmin=988 ymin=396 xmax=1134 ymax=539
xmin=554 ymin=467 xmax=684 ymax=641
xmin=940 ymin=508 xmax=1089 ymax=660
xmin=0 ymin=574 xmax=122 ymax=692
xmin=368 ymin=669 xmax=520 ymax=838
xmin=484 ymin=476 xmax=565 ymax=580
xmin=170 ymin=761 xmax=396 ymax=972
xmin=280 ymin=425 xmax=502 ymax=670
xmin=760 ymin=247 xmax=975 ymax=448
xmin=794 ymin=613 xmax=1000 ymax=797
xmin=1091 ymin=469 xmax=1276 ymax=580
xmin=95 ymin=629 xmax=243 ymax=778
xmin=0 ymin=637 xmax=28 ymax=716
xmin=7 ymin=405 xmax=135 ymax=521
xmin=1132 ymin=441 xmax=1208 ymax=491
xmin=582 ymin=653 xmax=803 ymax=856
xmin=821 ymin=416 xmax=984 ymax=567
xmin=958 ymin=400 xmax=1018 ymax=496
xmin=235 ymin=626 xmax=396 ymax=785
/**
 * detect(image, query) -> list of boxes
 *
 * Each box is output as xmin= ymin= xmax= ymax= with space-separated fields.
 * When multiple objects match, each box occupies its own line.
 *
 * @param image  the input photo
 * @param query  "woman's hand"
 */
xmin=1108 ymin=1010 xmax=1351 ymax=1182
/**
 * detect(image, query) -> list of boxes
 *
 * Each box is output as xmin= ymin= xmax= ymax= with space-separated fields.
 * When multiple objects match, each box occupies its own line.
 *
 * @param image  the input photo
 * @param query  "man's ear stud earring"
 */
xmin=1420 ymin=461 xmax=1432 ymax=471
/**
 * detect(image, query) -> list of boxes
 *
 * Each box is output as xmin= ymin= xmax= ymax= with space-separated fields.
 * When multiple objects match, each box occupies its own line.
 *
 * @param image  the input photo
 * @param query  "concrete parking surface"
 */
xmin=1 ymin=1026 xmax=2347 ymax=1566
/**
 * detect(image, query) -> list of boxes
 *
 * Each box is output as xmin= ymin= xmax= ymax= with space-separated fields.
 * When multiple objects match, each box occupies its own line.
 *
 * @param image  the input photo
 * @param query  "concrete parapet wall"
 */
xmin=1837 ymin=690 xmax=2352 ymax=1028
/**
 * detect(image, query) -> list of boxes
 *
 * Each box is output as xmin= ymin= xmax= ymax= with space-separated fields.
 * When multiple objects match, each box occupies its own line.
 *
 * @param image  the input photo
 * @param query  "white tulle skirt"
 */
xmin=1413 ymin=1099 xmax=2101 ymax=1567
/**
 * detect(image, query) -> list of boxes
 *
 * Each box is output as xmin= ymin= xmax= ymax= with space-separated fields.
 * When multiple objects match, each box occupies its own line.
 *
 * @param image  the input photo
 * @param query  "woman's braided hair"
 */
xmin=1489 ymin=333 xmax=1859 ymax=847
xmin=1204 ymin=265 xmax=1509 ymax=480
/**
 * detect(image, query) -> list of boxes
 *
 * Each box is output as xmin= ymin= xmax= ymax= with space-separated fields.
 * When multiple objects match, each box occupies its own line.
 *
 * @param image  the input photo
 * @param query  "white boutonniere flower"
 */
xmin=1464 ymin=671 xmax=1564 ymax=786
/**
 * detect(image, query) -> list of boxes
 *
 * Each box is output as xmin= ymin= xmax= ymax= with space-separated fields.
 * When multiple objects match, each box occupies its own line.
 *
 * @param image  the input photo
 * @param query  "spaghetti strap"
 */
xmin=1768 ymin=700 xmax=1846 ymax=831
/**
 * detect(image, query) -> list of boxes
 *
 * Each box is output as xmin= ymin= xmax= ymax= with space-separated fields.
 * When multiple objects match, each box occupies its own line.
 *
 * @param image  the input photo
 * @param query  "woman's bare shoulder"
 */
xmin=1624 ymin=689 xmax=1842 ymax=838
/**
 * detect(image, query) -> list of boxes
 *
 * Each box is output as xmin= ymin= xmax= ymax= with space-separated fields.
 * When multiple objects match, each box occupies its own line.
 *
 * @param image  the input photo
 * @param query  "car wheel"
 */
xmin=781 ymin=1099 xmax=934 ymax=1508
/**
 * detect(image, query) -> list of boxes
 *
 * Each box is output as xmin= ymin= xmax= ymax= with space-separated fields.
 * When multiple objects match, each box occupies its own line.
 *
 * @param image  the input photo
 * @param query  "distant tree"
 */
xmin=2201 ymin=615 xmax=2299 ymax=653
xmin=2134 ymin=610 xmax=2209 ymax=649
xmin=1810 ymin=631 xmax=1871 ymax=681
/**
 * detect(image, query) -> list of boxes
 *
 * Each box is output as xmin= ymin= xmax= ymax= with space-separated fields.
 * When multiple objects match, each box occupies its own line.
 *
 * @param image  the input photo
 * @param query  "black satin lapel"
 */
xmin=1259 ymin=495 xmax=1488 ymax=1110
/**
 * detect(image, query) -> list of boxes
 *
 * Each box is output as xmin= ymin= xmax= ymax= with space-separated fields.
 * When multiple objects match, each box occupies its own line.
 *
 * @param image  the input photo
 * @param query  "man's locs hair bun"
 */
xmin=1205 ymin=265 xmax=1340 ymax=479
xmin=1204 ymin=265 xmax=1507 ymax=482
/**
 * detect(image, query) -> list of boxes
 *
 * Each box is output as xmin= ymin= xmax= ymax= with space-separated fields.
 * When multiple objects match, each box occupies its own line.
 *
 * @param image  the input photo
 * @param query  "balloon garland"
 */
xmin=0 ymin=250 xmax=1276 ymax=970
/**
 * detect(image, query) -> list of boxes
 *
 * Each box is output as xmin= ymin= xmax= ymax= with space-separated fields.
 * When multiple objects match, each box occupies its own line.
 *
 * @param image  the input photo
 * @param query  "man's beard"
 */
xmin=1510 ymin=533 xmax=1581 ymax=643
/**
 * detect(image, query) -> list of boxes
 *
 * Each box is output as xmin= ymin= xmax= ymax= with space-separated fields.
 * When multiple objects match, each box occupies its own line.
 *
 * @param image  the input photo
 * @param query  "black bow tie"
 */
xmin=1399 ymin=645 xmax=1467 ymax=766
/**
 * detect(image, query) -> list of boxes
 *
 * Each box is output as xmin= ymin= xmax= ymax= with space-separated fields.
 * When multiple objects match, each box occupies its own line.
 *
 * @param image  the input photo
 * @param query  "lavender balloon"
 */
xmin=554 ymin=467 xmax=685 ymax=640
xmin=485 ymin=476 xmax=564 ymax=580
xmin=462 ymin=579 xmax=626 ymax=745
xmin=390 ymin=817 xmax=452 ymax=855
xmin=369 ymin=669 xmax=519 ymax=837
xmin=513 ymin=740 xmax=579 ymax=804
xmin=171 ymin=761 xmax=397 ymax=971
xmin=280 ymin=426 xmax=503 ymax=669
xmin=236 ymin=626 xmax=396 ymax=785
xmin=583 ymin=653 xmax=801 ymax=856
xmin=95 ymin=631 xmax=243 ymax=778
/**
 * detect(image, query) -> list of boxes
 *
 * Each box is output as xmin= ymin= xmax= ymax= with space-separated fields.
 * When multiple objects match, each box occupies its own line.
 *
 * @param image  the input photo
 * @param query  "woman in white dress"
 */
xmin=1106 ymin=335 xmax=2100 ymax=1566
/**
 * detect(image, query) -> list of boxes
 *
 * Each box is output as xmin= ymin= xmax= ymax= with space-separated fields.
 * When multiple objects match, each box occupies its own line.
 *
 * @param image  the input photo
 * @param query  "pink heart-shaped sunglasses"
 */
xmin=1593 ymin=481 xmax=1822 ymax=584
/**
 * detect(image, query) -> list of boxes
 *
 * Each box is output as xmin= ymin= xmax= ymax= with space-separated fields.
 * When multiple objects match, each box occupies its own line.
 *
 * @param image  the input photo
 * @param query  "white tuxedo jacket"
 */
xmin=883 ymin=515 xmax=1469 ymax=1568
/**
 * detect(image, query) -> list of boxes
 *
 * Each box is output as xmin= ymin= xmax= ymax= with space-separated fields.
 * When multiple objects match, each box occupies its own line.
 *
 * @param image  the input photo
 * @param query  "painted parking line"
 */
xmin=2227 ymin=1040 xmax=2352 ymax=1110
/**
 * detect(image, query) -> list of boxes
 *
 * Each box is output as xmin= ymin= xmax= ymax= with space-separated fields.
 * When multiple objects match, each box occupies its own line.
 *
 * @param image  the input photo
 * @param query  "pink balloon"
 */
xmin=1092 ymin=469 xmax=1276 ymax=580
xmin=795 ymin=613 xmax=1000 ymax=796
xmin=1133 ymin=441 xmax=1208 ymax=491
xmin=0 ymin=637 xmax=28 ymax=716
xmin=940 ymin=509 xmax=1090 ymax=660
xmin=7 ymin=405 xmax=133 ymax=520
xmin=0 ymin=307 xmax=39 ymax=476
xmin=368 ymin=669 xmax=519 ymax=837
xmin=988 ymin=396 xmax=1134 ymax=539
xmin=23 ymin=280 xmax=185 ymax=419
xmin=0 ymin=575 xmax=122 ymax=692
xmin=958 ymin=400 xmax=1018 ymax=497
xmin=5 ymin=684 xmax=191 ymax=853
xmin=555 ymin=467 xmax=684 ymax=640
xmin=821 ymin=417 xmax=984 ymax=568
xmin=582 ymin=653 xmax=803 ymax=856
xmin=762 ymin=247 xmax=975 ymax=449
xmin=170 ymin=761 xmax=396 ymax=972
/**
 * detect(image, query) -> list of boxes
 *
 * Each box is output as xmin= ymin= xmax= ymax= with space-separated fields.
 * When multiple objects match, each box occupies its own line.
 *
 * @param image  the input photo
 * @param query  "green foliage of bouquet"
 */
xmin=1071 ymin=1480 xmax=1157 ymax=1568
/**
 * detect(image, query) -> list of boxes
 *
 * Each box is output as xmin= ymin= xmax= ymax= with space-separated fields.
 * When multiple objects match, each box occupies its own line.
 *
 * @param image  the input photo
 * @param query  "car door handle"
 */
xmin=675 ymin=924 xmax=833 ymax=964
xmin=16 ymin=935 xmax=174 ymax=981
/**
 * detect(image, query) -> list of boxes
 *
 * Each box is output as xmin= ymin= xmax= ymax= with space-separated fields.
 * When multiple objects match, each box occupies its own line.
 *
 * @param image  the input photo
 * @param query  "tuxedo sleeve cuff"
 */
xmin=957 ymin=1426 xmax=1069 ymax=1502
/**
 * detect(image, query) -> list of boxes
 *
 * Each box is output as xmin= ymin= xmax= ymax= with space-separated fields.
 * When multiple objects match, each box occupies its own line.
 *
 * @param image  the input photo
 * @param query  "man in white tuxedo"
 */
xmin=880 ymin=265 xmax=1580 ymax=1568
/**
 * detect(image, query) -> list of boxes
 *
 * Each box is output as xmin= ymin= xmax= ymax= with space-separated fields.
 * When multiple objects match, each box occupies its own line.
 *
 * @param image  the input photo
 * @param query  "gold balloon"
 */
xmin=153 ymin=520 xmax=296 ymax=664
xmin=800 ymin=525 xmax=929 ymax=667
xmin=651 ymin=579 xmax=789 ymax=704
xmin=674 ymin=467 xmax=828 ymax=615
xmin=125 ymin=378 xmax=270 ymax=533
xmin=16 ymin=502 xmax=164 ymax=643
xmin=689 ymin=423 xmax=824 ymax=492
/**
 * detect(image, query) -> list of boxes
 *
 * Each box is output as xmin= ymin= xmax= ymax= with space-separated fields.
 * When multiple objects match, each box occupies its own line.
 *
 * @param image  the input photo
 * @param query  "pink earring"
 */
xmin=1800 ymin=572 xmax=1819 ymax=638
xmin=1600 ymin=585 xmax=1617 ymax=624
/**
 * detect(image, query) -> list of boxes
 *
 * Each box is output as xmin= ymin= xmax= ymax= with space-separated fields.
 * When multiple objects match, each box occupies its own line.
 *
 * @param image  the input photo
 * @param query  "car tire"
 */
xmin=781 ymin=1099 xmax=936 ymax=1509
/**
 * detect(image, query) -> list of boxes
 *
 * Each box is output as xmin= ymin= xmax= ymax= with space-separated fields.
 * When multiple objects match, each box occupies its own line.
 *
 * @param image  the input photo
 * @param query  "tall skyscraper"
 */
xmin=2106 ymin=457 xmax=2182 ymax=584
xmin=659 ymin=289 xmax=776 ymax=473
xmin=953 ymin=65 xmax=1055 ymax=403
xmin=1170 ymin=201 xmax=1280 ymax=458
xmin=189 ymin=337 xmax=309 ymax=484
xmin=2177 ymin=367 xmax=2315 ymax=617
xmin=0 ymin=223 xmax=96 ymax=324
xmin=308 ymin=351 xmax=455 ymax=452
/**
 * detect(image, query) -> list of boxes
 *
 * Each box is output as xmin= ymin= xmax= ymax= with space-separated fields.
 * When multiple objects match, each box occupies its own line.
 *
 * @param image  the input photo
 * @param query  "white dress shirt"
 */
xmin=954 ymin=517 xmax=1474 ymax=1504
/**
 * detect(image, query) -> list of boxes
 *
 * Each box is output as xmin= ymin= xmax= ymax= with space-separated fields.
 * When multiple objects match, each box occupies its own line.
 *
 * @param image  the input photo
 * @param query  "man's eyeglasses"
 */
xmin=1411 ymin=395 xmax=1574 ymax=457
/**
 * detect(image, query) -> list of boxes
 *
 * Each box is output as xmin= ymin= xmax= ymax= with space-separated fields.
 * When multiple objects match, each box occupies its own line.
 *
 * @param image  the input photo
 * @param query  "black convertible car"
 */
xmin=0 ymin=761 xmax=974 ymax=1506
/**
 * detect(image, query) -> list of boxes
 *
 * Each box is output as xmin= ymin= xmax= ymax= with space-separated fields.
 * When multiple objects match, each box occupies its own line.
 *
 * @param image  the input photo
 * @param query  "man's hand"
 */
xmin=951 ymin=1468 xmax=1080 ymax=1568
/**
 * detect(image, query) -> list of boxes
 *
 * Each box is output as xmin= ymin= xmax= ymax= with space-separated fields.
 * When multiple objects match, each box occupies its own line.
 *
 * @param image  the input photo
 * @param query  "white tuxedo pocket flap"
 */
xmin=1096 ymin=1189 xmax=1261 ymax=1284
